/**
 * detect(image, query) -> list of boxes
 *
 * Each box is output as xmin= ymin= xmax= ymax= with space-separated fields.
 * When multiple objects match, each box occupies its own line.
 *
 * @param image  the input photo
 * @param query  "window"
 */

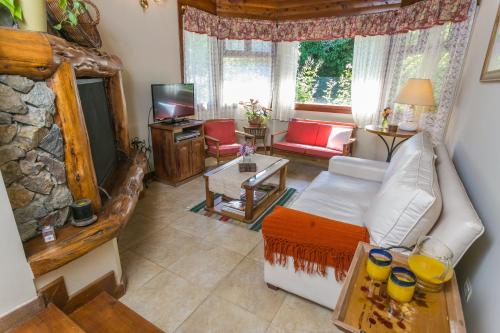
xmin=221 ymin=39 xmax=274 ymax=106
xmin=295 ymin=39 xmax=354 ymax=113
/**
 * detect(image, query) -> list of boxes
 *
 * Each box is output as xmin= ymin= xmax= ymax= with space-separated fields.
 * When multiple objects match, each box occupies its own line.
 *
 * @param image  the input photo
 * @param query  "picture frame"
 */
xmin=481 ymin=6 xmax=500 ymax=82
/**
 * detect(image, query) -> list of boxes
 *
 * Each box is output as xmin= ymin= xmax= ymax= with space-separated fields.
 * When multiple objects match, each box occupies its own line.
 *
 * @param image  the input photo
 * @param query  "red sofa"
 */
xmin=271 ymin=119 xmax=356 ymax=159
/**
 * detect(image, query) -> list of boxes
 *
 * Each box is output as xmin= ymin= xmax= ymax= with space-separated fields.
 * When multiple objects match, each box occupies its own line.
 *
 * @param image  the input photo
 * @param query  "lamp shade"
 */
xmin=395 ymin=79 xmax=436 ymax=107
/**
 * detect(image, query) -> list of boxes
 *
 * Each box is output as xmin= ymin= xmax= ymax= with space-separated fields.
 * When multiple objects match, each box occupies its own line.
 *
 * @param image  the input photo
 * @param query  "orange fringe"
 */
xmin=262 ymin=206 xmax=369 ymax=282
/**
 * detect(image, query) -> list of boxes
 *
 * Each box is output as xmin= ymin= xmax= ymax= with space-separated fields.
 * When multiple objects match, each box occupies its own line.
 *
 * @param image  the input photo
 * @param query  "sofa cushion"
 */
xmin=292 ymin=171 xmax=381 ymax=226
xmin=204 ymin=120 xmax=237 ymax=145
xmin=384 ymin=132 xmax=435 ymax=183
xmin=428 ymin=144 xmax=484 ymax=266
xmin=273 ymin=141 xmax=309 ymax=154
xmin=326 ymin=127 xmax=353 ymax=151
xmin=208 ymin=143 xmax=240 ymax=155
xmin=286 ymin=120 xmax=319 ymax=146
xmin=364 ymin=145 xmax=442 ymax=248
xmin=305 ymin=146 xmax=343 ymax=158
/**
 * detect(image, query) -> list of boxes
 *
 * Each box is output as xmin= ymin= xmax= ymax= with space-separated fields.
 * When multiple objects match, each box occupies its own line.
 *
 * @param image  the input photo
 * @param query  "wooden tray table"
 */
xmin=332 ymin=242 xmax=466 ymax=333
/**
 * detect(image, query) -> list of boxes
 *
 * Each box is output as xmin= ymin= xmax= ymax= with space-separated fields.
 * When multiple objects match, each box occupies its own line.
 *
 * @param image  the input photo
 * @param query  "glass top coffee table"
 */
xmin=203 ymin=155 xmax=289 ymax=223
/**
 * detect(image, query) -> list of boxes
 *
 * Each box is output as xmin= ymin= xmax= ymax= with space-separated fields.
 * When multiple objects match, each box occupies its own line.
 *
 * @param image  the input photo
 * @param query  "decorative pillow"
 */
xmin=363 ymin=147 xmax=442 ymax=248
xmin=326 ymin=127 xmax=353 ymax=151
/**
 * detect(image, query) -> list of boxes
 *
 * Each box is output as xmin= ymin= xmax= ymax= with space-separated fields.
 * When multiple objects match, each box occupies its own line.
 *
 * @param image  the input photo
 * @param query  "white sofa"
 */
xmin=264 ymin=134 xmax=484 ymax=309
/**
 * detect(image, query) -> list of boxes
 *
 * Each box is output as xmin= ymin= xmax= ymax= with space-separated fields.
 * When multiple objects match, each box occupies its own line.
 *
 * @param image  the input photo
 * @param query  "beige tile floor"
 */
xmin=119 ymin=158 xmax=342 ymax=332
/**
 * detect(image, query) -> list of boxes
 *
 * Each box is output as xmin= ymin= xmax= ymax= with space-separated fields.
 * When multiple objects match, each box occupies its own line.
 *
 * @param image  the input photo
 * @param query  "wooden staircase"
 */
xmin=8 ymin=292 xmax=163 ymax=333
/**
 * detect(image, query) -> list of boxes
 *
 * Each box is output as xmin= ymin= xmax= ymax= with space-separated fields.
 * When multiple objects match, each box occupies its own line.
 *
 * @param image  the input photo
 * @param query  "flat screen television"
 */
xmin=151 ymin=83 xmax=195 ymax=122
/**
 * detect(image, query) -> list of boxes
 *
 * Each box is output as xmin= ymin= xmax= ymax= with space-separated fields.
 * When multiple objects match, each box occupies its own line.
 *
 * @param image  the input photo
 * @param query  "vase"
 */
xmin=382 ymin=117 xmax=389 ymax=130
xmin=18 ymin=0 xmax=47 ymax=32
xmin=248 ymin=118 xmax=263 ymax=127
xmin=242 ymin=155 xmax=252 ymax=163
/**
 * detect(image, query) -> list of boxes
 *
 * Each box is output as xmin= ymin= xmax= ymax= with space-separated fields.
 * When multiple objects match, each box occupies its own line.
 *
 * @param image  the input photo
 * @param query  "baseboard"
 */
xmin=0 ymin=296 xmax=45 ymax=332
xmin=38 ymin=271 xmax=127 ymax=314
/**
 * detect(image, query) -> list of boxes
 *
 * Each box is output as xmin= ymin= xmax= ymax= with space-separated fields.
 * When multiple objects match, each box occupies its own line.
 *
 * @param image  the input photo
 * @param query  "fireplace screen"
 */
xmin=77 ymin=78 xmax=118 ymax=187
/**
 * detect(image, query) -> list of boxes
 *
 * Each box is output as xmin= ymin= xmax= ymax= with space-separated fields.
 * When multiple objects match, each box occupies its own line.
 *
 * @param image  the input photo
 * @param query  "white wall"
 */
xmin=35 ymin=239 xmax=122 ymax=296
xmin=445 ymin=0 xmax=500 ymax=332
xmin=0 ymin=173 xmax=37 ymax=317
xmin=92 ymin=0 xmax=182 ymax=142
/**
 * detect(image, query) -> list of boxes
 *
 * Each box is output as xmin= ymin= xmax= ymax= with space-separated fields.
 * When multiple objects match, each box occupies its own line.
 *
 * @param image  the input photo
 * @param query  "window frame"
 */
xmin=294 ymin=103 xmax=352 ymax=114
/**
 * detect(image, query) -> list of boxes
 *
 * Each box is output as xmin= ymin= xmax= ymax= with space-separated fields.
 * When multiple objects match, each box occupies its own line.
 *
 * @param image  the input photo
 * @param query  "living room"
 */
xmin=0 ymin=0 xmax=498 ymax=332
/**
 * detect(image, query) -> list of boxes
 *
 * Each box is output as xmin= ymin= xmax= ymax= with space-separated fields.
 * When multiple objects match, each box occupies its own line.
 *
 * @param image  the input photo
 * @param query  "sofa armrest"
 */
xmin=342 ymin=137 xmax=356 ymax=156
xmin=329 ymin=156 xmax=388 ymax=183
xmin=236 ymin=131 xmax=256 ymax=145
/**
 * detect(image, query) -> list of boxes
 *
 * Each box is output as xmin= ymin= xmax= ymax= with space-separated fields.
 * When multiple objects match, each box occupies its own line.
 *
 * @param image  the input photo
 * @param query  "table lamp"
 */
xmin=395 ymin=79 xmax=436 ymax=131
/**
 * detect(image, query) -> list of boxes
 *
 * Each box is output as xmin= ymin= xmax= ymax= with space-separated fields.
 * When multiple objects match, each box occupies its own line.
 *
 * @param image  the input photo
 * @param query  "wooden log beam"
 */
xmin=49 ymin=62 xmax=102 ymax=212
xmin=0 ymin=28 xmax=57 ymax=79
xmin=46 ymin=34 xmax=122 ymax=78
xmin=106 ymin=71 xmax=131 ymax=156
xmin=24 ymin=151 xmax=146 ymax=278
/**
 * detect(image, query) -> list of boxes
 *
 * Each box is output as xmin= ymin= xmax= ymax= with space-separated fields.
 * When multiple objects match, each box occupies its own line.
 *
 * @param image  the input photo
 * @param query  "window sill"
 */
xmin=295 ymin=103 xmax=352 ymax=114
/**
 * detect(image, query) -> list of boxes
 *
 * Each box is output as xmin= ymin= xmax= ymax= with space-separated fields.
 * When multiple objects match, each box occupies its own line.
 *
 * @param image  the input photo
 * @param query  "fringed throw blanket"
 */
xmin=262 ymin=206 xmax=369 ymax=282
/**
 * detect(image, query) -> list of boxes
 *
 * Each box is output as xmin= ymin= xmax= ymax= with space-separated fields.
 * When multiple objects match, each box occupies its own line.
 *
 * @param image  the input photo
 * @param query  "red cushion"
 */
xmin=208 ymin=143 xmax=241 ymax=155
xmin=273 ymin=141 xmax=309 ymax=154
xmin=305 ymin=146 xmax=343 ymax=158
xmin=286 ymin=121 xmax=319 ymax=146
xmin=204 ymin=120 xmax=237 ymax=145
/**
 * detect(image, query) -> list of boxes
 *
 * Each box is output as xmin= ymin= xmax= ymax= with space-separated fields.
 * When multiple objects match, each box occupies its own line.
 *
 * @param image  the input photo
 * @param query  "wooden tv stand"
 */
xmin=149 ymin=120 xmax=205 ymax=186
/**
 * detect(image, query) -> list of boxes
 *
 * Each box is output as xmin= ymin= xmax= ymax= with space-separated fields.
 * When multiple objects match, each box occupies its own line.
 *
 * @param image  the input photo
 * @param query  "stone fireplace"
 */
xmin=0 ymin=75 xmax=73 ymax=241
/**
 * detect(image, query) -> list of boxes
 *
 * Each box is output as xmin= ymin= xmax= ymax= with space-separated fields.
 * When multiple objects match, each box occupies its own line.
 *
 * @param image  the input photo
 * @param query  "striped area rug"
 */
xmin=189 ymin=188 xmax=297 ymax=231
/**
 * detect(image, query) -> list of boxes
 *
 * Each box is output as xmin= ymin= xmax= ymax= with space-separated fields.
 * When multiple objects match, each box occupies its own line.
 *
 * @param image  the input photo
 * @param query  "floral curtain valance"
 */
xmin=183 ymin=0 xmax=473 ymax=42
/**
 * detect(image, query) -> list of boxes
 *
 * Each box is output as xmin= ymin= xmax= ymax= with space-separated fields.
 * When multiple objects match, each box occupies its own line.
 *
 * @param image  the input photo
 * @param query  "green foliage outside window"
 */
xmin=296 ymin=39 xmax=354 ymax=106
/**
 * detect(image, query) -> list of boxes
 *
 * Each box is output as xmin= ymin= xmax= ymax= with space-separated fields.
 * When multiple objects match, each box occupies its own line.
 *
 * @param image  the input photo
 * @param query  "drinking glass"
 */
xmin=387 ymin=267 xmax=416 ymax=303
xmin=408 ymin=236 xmax=454 ymax=292
xmin=366 ymin=248 xmax=392 ymax=281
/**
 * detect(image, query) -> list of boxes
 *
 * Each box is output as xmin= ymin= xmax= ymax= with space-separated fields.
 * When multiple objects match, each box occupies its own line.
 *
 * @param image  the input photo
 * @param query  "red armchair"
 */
xmin=204 ymin=119 xmax=255 ymax=164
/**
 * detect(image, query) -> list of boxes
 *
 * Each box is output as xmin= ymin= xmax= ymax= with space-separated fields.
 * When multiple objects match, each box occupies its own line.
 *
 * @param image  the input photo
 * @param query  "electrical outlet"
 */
xmin=463 ymin=278 xmax=472 ymax=303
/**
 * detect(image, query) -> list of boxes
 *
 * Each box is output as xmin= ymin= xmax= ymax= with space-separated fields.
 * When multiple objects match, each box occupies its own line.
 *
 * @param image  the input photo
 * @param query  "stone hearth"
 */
xmin=0 ymin=74 xmax=73 ymax=241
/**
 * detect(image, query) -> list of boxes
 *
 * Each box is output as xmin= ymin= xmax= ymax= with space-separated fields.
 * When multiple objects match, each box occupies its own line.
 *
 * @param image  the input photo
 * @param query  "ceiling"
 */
xmin=178 ymin=0 xmax=422 ymax=20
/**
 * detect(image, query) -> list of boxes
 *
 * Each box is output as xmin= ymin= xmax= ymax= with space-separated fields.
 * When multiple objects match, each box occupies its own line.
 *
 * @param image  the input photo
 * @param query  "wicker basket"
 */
xmin=46 ymin=0 xmax=102 ymax=48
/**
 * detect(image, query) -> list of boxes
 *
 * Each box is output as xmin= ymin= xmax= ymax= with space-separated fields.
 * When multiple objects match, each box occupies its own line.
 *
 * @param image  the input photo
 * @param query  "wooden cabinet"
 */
xmin=149 ymin=120 xmax=205 ymax=186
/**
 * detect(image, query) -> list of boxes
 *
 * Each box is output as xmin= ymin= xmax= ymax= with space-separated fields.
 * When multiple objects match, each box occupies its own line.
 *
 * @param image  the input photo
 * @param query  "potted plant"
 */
xmin=240 ymin=99 xmax=271 ymax=127
xmin=239 ymin=143 xmax=256 ymax=162
xmin=52 ymin=0 xmax=88 ymax=31
xmin=0 ymin=0 xmax=49 ymax=32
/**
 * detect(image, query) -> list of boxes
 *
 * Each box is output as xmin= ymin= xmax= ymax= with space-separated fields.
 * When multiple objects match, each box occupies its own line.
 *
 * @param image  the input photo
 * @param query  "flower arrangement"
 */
xmin=381 ymin=107 xmax=393 ymax=129
xmin=239 ymin=99 xmax=271 ymax=127
xmin=239 ymin=143 xmax=256 ymax=157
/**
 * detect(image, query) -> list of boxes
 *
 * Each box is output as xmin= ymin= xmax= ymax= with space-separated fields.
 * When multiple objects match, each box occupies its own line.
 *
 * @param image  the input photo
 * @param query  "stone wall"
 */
xmin=0 ymin=75 xmax=73 ymax=241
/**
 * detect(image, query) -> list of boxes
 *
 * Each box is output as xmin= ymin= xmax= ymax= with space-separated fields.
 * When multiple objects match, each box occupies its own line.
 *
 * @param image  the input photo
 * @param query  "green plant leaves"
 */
xmin=0 ymin=0 xmax=23 ymax=21
xmin=53 ymin=0 xmax=88 ymax=30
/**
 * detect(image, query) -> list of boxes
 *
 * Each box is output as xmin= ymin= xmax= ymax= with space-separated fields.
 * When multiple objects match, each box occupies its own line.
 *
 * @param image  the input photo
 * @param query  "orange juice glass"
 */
xmin=387 ymin=267 xmax=416 ymax=303
xmin=366 ymin=249 xmax=392 ymax=281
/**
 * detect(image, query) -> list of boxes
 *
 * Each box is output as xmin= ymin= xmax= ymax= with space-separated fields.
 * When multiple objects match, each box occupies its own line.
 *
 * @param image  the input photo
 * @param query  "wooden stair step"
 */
xmin=9 ymin=303 xmax=85 ymax=333
xmin=69 ymin=292 xmax=163 ymax=333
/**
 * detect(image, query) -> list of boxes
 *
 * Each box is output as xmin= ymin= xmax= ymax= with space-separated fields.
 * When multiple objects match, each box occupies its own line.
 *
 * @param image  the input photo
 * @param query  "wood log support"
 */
xmin=106 ymin=71 xmax=131 ymax=156
xmin=49 ymin=62 xmax=102 ymax=211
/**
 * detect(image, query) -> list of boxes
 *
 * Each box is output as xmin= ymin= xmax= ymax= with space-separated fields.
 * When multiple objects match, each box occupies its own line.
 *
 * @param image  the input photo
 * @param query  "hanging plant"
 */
xmin=53 ymin=0 xmax=89 ymax=30
xmin=0 ymin=0 xmax=23 ymax=21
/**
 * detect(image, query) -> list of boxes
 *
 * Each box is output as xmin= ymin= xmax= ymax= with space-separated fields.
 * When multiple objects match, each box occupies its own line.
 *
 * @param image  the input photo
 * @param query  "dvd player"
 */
xmin=175 ymin=130 xmax=200 ymax=142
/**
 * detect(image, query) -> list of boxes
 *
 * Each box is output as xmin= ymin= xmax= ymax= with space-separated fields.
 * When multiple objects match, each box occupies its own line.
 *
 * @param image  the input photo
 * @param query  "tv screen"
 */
xmin=151 ymin=84 xmax=195 ymax=122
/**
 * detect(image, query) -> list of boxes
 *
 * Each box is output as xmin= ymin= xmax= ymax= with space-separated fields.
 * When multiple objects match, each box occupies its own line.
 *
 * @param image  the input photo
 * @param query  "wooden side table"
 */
xmin=243 ymin=126 xmax=268 ymax=155
xmin=333 ymin=242 xmax=465 ymax=333
xmin=365 ymin=125 xmax=418 ymax=162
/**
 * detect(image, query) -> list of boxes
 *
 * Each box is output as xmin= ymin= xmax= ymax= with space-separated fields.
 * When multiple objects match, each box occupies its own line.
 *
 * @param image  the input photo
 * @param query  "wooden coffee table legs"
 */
xmin=204 ymin=176 xmax=214 ymax=209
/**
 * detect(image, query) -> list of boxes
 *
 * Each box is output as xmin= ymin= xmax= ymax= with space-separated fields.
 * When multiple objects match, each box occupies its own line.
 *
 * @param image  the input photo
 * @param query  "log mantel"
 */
xmin=0 ymin=27 xmax=122 ymax=79
xmin=24 ymin=151 xmax=147 ymax=278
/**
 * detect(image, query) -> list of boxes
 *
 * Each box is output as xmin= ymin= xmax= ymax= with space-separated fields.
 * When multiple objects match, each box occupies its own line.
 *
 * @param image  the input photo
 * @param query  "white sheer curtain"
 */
xmin=272 ymin=42 xmax=299 ymax=121
xmin=183 ymin=31 xmax=220 ymax=120
xmin=219 ymin=39 xmax=274 ymax=119
xmin=382 ymin=1 xmax=476 ymax=142
xmin=351 ymin=35 xmax=390 ymax=128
